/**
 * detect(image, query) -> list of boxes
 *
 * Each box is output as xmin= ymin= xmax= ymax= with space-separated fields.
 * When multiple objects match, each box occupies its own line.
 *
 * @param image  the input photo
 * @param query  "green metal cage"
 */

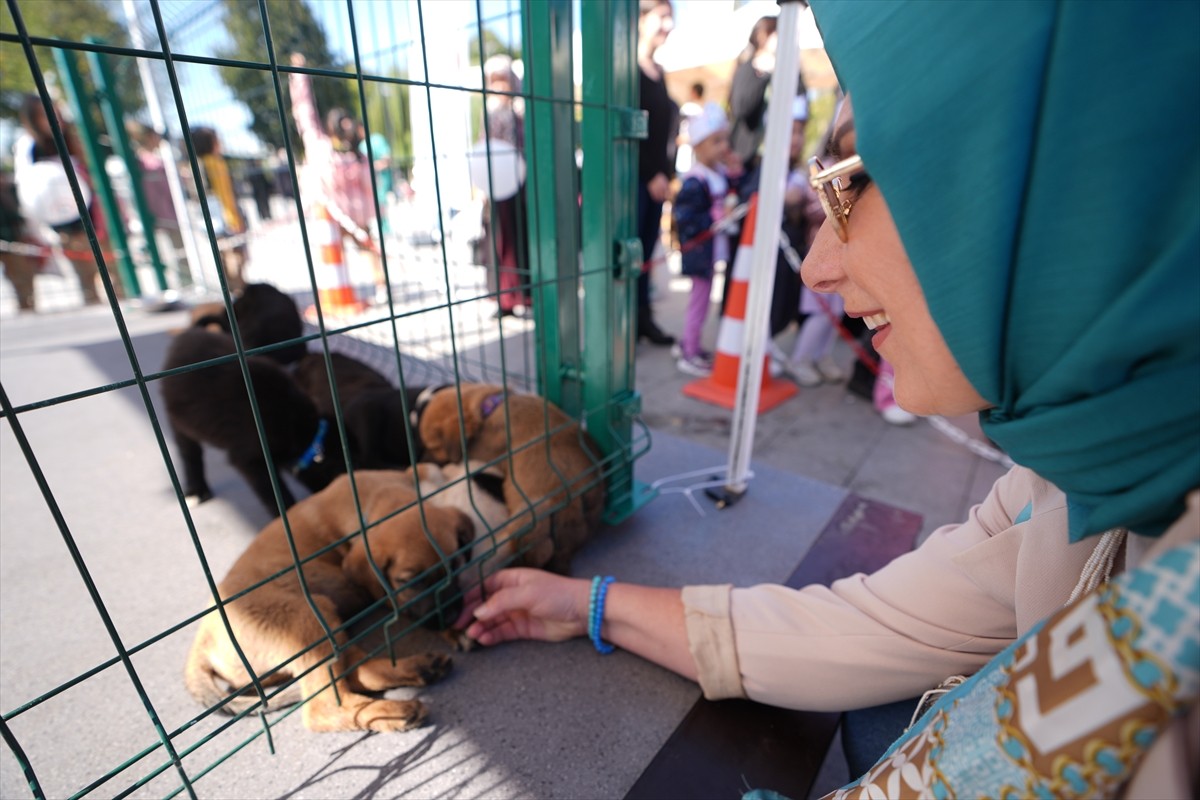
xmin=0 ymin=1 xmax=654 ymax=797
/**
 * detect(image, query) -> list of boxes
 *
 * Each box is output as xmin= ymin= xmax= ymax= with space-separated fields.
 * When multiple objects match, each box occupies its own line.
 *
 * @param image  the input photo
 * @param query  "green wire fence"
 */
xmin=0 ymin=1 xmax=654 ymax=797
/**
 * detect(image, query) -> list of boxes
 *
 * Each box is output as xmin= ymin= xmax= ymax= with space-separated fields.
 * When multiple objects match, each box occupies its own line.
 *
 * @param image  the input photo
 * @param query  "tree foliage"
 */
xmin=0 ymin=0 xmax=142 ymax=124
xmin=467 ymin=29 xmax=520 ymax=66
xmin=361 ymin=76 xmax=412 ymax=175
xmin=215 ymin=0 xmax=356 ymax=151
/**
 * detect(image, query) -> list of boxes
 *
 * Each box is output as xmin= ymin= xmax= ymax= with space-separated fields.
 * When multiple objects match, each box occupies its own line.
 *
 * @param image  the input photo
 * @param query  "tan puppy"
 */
xmin=416 ymin=384 xmax=606 ymax=573
xmin=184 ymin=470 xmax=472 ymax=732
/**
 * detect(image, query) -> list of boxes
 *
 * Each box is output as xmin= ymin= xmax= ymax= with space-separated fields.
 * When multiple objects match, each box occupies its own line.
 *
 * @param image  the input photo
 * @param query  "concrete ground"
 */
xmin=0 ymin=230 xmax=1008 ymax=799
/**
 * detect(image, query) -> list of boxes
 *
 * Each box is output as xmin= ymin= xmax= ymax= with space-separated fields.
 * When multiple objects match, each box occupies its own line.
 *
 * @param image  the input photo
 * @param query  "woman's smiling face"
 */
xmin=801 ymin=99 xmax=991 ymax=417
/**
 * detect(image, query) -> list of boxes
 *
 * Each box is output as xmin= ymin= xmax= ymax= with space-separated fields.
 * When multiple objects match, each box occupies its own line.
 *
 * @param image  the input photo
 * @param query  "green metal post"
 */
xmin=87 ymin=37 xmax=169 ymax=292
xmin=53 ymin=48 xmax=141 ymax=297
xmin=523 ymin=0 xmax=581 ymax=413
xmin=581 ymin=0 xmax=654 ymax=521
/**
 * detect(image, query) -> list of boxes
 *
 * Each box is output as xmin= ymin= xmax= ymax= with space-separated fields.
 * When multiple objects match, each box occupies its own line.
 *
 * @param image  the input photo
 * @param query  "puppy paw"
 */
xmin=355 ymin=652 xmax=452 ymax=690
xmin=412 ymin=652 xmax=453 ymax=685
xmin=362 ymin=698 xmax=429 ymax=732
xmin=441 ymin=628 xmax=476 ymax=652
xmin=305 ymin=697 xmax=428 ymax=732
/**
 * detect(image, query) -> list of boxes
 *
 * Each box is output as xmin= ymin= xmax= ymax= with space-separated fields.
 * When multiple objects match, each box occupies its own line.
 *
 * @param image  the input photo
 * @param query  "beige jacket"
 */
xmin=683 ymin=466 xmax=1199 ymax=796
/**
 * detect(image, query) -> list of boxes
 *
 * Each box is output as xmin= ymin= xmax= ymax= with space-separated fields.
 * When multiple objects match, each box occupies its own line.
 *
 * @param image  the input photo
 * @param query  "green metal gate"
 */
xmin=0 ymin=1 xmax=652 ymax=796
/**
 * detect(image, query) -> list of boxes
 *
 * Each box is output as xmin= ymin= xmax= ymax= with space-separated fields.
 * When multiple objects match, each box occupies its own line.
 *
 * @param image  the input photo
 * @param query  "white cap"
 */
xmin=686 ymin=102 xmax=729 ymax=146
xmin=792 ymin=95 xmax=809 ymax=122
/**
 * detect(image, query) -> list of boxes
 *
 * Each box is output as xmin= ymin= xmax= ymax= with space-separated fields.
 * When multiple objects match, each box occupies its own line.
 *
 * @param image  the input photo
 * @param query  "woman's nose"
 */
xmin=800 ymin=222 xmax=844 ymax=293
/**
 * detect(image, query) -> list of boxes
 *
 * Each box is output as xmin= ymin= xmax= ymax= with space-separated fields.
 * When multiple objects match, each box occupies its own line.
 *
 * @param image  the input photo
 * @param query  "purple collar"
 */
xmin=481 ymin=392 xmax=505 ymax=418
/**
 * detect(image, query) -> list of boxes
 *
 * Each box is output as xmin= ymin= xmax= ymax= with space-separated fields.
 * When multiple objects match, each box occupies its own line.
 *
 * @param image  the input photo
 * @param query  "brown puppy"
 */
xmin=184 ymin=470 xmax=470 ymax=732
xmin=416 ymin=384 xmax=606 ymax=574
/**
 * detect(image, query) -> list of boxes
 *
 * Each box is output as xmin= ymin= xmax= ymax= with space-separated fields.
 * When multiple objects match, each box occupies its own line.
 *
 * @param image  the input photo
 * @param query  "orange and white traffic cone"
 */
xmin=682 ymin=196 xmax=798 ymax=413
xmin=307 ymin=202 xmax=366 ymax=318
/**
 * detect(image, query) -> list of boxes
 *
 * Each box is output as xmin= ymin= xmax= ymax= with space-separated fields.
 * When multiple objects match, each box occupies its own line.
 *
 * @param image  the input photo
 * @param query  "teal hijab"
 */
xmin=811 ymin=0 xmax=1200 ymax=539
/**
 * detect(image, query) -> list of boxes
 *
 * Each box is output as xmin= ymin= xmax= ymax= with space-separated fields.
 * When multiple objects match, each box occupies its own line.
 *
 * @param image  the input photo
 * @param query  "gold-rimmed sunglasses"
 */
xmin=808 ymin=154 xmax=867 ymax=242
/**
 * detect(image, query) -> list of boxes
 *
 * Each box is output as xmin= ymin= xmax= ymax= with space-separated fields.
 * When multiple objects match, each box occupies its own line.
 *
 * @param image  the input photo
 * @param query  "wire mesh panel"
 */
xmin=0 ymin=1 xmax=650 ymax=797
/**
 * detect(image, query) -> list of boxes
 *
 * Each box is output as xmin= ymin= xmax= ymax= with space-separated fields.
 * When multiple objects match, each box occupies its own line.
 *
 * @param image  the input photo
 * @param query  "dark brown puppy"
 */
xmin=184 ymin=471 xmax=463 ymax=732
xmin=160 ymin=325 xmax=343 ymax=512
xmin=186 ymin=283 xmax=307 ymax=365
xmin=291 ymin=352 xmax=392 ymax=415
xmin=291 ymin=353 xmax=430 ymax=469
xmin=416 ymin=383 xmax=606 ymax=573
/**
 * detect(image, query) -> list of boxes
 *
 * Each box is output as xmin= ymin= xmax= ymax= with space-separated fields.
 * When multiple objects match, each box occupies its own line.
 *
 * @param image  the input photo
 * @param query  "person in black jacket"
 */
xmin=635 ymin=0 xmax=679 ymax=346
xmin=727 ymin=16 xmax=778 ymax=172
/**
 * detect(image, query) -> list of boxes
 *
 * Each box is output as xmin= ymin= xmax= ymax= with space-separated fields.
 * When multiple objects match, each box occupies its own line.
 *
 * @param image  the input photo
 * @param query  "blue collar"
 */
xmin=293 ymin=419 xmax=328 ymax=473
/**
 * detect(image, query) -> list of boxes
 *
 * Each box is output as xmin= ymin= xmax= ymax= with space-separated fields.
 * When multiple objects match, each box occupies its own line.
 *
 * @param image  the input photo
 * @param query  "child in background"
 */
xmin=288 ymin=53 xmax=385 ymax=304
xmin=783 ymin=96 xmax=846 ymax=387
xmin=672 ymin=102 xmax=742 ymax=377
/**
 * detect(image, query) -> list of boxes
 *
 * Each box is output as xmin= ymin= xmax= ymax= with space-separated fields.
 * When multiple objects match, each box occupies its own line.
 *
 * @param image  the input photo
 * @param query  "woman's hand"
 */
xmin=456 ymin=568 xmax=590 ymax=646
xmin=646 ymin=172 xmax=670 ymax=203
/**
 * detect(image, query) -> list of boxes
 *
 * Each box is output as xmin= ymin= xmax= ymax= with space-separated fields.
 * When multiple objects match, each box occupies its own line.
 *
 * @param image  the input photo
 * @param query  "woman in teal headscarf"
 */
xmin=454 ymin=2 xmax=1199 ymax=795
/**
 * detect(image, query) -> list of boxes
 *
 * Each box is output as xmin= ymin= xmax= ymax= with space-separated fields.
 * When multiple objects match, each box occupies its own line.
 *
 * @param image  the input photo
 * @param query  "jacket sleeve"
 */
xmin=683 ymin=466 xmax=1077 ymax=711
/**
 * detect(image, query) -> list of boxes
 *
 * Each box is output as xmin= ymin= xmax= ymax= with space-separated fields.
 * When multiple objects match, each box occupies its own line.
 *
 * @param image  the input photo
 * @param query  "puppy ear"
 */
xmin=459 ymin=383 xmax=505 ymax=440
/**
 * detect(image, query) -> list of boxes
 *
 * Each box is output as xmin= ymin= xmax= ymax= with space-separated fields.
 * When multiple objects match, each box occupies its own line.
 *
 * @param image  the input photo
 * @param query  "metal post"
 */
xmin=724 ymin=0 xmax=803 ymax=496
xmin=122 ymin=0 xmax=205 ymax=293
xmin=85 ymin=37 xmax=169 ymax=293
xmin=523 ymin=0 xmax=580 ymax=412
xmin=53 ymin=47 xmax=141 ymax=298
xmin=581 ymin=0 xmax=652 ymax=522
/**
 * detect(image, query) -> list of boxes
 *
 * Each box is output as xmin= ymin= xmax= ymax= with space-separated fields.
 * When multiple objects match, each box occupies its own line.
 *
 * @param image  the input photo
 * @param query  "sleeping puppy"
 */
xmin=339 ymin=467 xmax=485 ymax=631
xmin=342 ymin=462 xmax=508 ymax=648
xmin=408 ymin=461 xmax=510 ymax=576
xmin=415 ymin=383 xmax=606 ymax=574
xmin=160 ymin=324 xmax=343 ymax=513
xmin=292 ymin=353 xmax=429 ymax=469
xmin=184 ymin=471 xmax=462 ymax=732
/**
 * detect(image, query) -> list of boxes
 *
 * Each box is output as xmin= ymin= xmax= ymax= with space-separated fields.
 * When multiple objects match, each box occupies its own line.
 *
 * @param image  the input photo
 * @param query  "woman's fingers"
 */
xmin=459 ymin=568 xmax=587 ymax=645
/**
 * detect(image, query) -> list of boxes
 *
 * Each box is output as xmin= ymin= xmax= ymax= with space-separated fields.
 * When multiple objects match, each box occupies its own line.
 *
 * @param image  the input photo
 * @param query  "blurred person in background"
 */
xmin=1 ymin=169 xmax=44 ymax=312
xmin=288 ymin=52 xmax=386 ymax=304
xmin=476 ymin=54 xmax=532 ymax=320
xmin=190 ymin=125 xmax=248 ymax=294
xmin=727 ymin=15 xmax=778 ymax=173
xmin=358 ymin=122 xmax=392 ymax=235
xmin=635 ymin=0 xmax=679 ymax=346
xmin=126 ymin=121 xmax=188 ymax=284
xmin=13 ymin=93 xmax=116 ymax=304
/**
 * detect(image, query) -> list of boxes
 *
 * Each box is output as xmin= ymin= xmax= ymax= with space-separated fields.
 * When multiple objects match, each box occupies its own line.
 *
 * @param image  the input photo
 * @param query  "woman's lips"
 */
xmin=871 ymin=322 xmax=892 ymax=350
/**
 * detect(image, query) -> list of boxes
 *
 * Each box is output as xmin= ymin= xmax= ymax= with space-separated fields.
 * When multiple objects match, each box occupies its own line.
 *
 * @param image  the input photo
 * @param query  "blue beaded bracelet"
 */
xmin=588 ymin=575 xmax=616 ymax=654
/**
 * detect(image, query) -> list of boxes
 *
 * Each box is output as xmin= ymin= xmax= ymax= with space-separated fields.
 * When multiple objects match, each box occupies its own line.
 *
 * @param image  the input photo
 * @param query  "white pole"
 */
xmin=122 ymin=0 xmax=207 ymax=294
xmin=724 ymin=0 xmax=802 ymax=495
